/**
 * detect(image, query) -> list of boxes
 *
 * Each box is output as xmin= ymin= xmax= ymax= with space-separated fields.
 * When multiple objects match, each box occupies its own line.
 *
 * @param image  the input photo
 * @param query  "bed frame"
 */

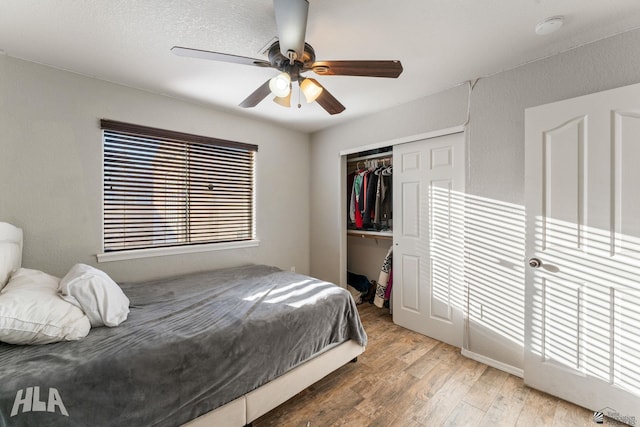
xmin=184 ymin=340 xmax=364 ymax=426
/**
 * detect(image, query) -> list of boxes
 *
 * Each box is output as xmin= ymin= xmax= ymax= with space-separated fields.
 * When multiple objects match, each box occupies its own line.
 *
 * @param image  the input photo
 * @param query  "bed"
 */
xmin=0 ymin=224 xmax=367 ymax=427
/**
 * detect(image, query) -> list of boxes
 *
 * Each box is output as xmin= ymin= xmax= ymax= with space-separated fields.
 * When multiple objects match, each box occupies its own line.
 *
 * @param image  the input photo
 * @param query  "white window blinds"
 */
xmin=101 ymin=120 xmax=257 ymax=252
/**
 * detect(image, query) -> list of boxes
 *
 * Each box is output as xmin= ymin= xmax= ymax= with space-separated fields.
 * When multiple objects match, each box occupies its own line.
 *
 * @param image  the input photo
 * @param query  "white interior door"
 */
xmin=525 ymin=83 xmax=640 ymax=424
xmin=393 ymin=132 xmax=465 ymax=348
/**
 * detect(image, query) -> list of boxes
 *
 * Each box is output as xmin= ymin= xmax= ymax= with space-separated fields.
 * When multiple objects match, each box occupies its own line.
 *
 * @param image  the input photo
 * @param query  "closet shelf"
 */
xmin=347 ymin=230 xmax=393 ymax=240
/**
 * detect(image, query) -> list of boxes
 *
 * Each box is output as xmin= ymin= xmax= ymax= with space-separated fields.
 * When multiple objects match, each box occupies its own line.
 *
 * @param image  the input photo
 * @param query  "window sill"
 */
xmin=96 ymin=239 xmax=260 ymax=263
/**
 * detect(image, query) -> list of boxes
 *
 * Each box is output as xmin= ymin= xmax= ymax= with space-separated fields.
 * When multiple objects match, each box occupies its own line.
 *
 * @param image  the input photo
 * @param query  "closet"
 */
xmin=341 ymin=130 xmax=466 ymax=349
xmin=345 ymin=147 xmax=393 ymax=308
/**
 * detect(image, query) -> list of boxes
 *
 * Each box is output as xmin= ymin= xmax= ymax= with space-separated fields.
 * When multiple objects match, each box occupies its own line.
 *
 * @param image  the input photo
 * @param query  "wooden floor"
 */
xmin=254 ymin=303 xmax=595 ymax=427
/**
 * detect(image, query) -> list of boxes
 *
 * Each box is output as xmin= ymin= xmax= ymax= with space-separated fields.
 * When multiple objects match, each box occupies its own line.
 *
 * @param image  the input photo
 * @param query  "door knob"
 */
xmin=528 ymin=258 xmax=542 ymax=268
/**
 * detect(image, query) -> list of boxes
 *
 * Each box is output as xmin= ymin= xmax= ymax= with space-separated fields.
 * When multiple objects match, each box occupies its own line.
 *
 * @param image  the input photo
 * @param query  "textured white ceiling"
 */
xmin=2 ymin=0 xmax=640 ymax=133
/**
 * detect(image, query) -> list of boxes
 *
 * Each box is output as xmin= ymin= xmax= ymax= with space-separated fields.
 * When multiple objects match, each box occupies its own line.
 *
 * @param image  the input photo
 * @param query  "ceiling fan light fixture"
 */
xmin=300 ymin=78 xmax=323 ymax=103
xmin=273 ymin=92 xmax=291 ymax=108
xmin=269 ymin=72 xmax=291 ymax=97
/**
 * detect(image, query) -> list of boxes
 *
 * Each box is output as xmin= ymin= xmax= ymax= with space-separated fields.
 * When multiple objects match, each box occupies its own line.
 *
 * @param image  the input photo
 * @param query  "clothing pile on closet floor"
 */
xmin=346 ymin=271 xmax=375 ymax=305
xmin=347 ymin=247 xmax=393 ymax=309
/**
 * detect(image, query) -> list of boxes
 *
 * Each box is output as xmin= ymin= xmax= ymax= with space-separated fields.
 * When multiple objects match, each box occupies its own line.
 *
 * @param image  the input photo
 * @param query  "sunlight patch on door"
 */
xmin=430 ymin=258 xmax=452 ymax=321
xmin=614 ymin=287 xmax=640 ymax=395
xmin=542 ymin=278 xmax=582 ymax=370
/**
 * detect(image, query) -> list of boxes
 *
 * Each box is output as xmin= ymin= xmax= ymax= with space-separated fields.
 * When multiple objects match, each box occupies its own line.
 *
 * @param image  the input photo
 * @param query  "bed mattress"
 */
xmin=0 ymin=264 xmax=367 ymax=427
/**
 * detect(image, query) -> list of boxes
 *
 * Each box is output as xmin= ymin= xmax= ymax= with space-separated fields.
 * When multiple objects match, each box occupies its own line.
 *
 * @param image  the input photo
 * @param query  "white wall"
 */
xmin=0 ymin=55 xmax=310 ymax=282
xmin=310 ymin=28 xmax=640 ymax=371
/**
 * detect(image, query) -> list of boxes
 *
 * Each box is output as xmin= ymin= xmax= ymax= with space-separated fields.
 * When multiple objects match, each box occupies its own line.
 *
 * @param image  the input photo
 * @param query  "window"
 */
xmin=101 ymin=120 xmax=257 ymax=254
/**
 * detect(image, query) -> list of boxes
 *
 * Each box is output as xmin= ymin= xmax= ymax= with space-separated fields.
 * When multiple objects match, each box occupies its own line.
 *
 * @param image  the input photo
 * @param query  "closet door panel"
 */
xmin=401 ymin=150 xmax=422 ymax=171
xmin=401 ymin=182 xmax=420 ymax=238
xmin=401 ymin=254 xmax=421 ymax=312
xmin=430 ymin=257 xmax=452 ymax=321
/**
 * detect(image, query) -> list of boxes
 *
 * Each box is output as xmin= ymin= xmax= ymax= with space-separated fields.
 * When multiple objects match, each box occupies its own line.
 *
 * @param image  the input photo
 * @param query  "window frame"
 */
xmin=97 ymin=119 xmax=259 ymax=263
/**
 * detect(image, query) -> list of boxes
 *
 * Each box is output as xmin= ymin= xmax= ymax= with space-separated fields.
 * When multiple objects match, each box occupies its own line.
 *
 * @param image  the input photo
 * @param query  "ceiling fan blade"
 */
xmin=171 ymin=46 xmax=271 ymax=68
xmin=239 ymin=79 xmax=272 ymax=108
xmin=306 ymin=78 xmax=345 ymax=115
xmin=309 ymin=60 xmax=403 ymax=78
xmin=273 ymin=0 xmax=308 ymax=61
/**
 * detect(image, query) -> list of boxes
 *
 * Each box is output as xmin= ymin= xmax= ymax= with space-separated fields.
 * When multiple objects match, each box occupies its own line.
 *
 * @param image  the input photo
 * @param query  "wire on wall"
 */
xmin=462 ymin=77 xmax=480 ymax=352
xmin=462 ymin=78 xmax=480 ymax=128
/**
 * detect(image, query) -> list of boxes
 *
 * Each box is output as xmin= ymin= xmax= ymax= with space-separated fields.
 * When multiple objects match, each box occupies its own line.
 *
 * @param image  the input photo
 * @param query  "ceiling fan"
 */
xmin=171 ymin=0 xmax=403 ymax=115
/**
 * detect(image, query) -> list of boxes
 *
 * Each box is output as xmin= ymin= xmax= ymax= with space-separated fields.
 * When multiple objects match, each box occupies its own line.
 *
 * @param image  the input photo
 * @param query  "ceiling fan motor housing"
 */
xmin=268 ymin=41 xmax=315 ymax=81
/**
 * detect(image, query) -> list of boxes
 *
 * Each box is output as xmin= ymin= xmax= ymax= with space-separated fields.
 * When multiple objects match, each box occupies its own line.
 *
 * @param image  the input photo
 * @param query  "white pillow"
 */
xmin=59 ymin=264 xmax=130 ymax=327
xmin=0 ymin=222 xmax=23 ymax=290
xmin=0 ymin=268 xmax=91 ymax=345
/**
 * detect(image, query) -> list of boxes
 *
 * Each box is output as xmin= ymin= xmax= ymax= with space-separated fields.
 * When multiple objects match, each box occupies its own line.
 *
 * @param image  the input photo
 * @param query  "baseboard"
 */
xmin=461 ymin=348 xmax=524 ymax=378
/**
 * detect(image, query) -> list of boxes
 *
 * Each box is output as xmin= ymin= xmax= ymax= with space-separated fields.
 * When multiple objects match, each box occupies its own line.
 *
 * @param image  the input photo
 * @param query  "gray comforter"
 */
xmin=0 ymin=265 xmax=367 ymax=427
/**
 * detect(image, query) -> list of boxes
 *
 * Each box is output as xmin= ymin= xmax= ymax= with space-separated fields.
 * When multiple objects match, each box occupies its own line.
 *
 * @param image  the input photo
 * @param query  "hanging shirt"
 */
xmin=347 ymin=171 xmax=356 ymax=224
xmin=349 ymin=172 xmax=363 ymax=223
xmin=363 ymin=168 xmax=378 ymax=228
xmin=353 ymin=171 xmax=365 ymax=228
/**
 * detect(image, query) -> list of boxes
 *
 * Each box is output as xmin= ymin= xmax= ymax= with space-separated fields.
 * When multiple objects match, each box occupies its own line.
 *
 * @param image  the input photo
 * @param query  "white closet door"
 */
xmin=524 ymin=82 xmax=640 ymax=424
xmin=393 ymin=132 xmax=465 ymax=347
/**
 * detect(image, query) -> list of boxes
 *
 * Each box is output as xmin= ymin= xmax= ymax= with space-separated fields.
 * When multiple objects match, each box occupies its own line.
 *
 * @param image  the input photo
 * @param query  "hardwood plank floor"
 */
xmin=254 ymin=303 xmax=594 ymax=427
